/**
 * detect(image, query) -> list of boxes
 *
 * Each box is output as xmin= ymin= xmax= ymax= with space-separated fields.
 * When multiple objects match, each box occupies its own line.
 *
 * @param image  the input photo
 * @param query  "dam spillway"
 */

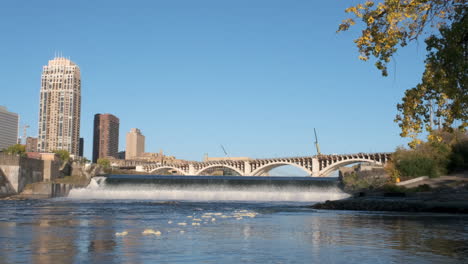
xmin=67 ymin=175 xmax=350 ymax=202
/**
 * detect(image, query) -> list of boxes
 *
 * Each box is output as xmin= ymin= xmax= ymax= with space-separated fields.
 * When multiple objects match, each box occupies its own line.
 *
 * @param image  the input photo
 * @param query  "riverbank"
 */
xmin=313 ymin=174 xmax=468 ymax=214
xmin=312 ymin=193 xmax=468 ymax=213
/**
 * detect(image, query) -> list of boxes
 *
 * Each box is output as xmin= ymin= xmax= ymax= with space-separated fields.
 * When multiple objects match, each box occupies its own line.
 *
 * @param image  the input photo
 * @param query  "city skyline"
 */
xmin=0 ymin=1 xmax=425 ymax=162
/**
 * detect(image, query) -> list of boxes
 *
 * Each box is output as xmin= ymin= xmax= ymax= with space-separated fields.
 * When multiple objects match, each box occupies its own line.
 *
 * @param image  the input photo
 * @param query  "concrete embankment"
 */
xmin=0 ymin=171 xmax=16 ymax=198
xmin=2 ymin=182 xmax=87 ymax=200
xmin=29 ymin=182 xmax=80 ymax=198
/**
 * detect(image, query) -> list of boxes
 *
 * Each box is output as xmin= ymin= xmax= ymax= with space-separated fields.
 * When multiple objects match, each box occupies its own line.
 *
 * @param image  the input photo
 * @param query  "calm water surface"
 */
xmin=0 ymin=199 xmax=467 ymax=263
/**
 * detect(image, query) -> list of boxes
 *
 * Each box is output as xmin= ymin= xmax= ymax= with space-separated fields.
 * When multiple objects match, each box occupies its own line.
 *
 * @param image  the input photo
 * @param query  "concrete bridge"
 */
xmin=128 ymin=153 xmax=390 ymax=177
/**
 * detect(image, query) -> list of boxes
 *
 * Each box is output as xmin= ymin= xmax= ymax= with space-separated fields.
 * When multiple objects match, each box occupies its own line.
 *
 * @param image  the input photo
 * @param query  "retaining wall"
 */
xmin=0 ymin=168 xmax=15 ymax=198
xmin=0 ymin=153 xmax=43 ymax=193
xmin=31 ymin=182 xmax=77 ymax=198
xmin=43 ymin=159 xmax=62 ymax=181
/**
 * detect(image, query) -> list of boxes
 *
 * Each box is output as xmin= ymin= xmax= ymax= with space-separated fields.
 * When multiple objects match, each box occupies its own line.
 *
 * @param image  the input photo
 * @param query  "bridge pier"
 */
xmin=311 ymin=158 xmax=320 ymax=177
xmin=244 ymin=161 xmax=251 ymax=176
xmin=189 ymin=164 xmax=196 ymax=175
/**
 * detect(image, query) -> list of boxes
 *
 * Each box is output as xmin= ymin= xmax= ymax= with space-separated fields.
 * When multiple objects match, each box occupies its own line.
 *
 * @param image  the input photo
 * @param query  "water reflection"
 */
xmin=300 ymin=213 xmax=468 ymax=262
xmin=85 ymin=218 xmax=115 ymax=263
xmin=0 ymin=200 xmax=466 ymax=264
xmin=31 ymin=205 xmax=78 ymax=264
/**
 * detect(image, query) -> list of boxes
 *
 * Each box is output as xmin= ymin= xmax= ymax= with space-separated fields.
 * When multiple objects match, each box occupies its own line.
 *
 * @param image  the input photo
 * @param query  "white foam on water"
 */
xmin=67 ymin=177 xmax=350 ymax=202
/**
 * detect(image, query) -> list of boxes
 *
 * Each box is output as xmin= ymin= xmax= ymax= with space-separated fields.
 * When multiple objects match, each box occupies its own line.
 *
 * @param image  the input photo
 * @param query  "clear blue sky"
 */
xmin=1 ymin=0 xmax=426 ymax=162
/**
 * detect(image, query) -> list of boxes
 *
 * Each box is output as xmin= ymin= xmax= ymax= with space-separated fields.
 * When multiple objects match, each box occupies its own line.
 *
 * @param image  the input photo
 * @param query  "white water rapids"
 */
xmin=68 ymin=177 xmax=350 ymax=202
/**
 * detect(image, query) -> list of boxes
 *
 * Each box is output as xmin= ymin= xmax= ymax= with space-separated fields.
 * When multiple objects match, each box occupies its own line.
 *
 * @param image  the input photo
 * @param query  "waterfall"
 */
xmin=68 ymin=175 xmax=349 ymax=202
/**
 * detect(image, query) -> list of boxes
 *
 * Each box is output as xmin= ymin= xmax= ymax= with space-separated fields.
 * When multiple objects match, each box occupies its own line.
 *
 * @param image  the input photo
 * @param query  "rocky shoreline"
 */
xmin=312 ymin=192 xmax=468 ymax=214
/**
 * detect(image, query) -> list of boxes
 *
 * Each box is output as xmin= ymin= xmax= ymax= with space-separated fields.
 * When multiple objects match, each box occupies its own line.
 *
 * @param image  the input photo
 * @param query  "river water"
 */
xmin=0 ymin=176 xmax=467 ymax=263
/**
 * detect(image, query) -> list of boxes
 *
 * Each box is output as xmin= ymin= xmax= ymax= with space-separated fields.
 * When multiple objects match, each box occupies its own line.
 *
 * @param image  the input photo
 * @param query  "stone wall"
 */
xmin=0 ymin=153 xmax=44 ymax=193
xmin=70 ymin=162 xmax=104 ymax=179
xmin=43 ymin=160 xmax=62 ymax=181
xmin=31 ymin=182 xmax=76 ymax=198
xmin=71 ymin=162 xmax=85 ymax=177
xmin=0 ymin=168 xmax=15 ymax=198
xmin=19 ymin=155 xmax=44 ymax=191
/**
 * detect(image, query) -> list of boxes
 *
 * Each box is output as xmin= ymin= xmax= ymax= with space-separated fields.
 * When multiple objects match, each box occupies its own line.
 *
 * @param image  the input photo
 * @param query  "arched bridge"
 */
xmin=134 ymin=153 xmax=390 ymax=177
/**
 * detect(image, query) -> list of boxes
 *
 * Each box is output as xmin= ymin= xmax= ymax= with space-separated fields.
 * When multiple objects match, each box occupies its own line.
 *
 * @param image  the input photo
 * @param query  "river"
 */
xmin=0 ymin=175 xmax=467 ymax=263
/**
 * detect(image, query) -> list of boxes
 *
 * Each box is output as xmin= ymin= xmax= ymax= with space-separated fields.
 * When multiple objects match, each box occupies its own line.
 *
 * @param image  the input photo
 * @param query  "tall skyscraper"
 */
xmin=37 ymin=57 xmax=81 ymax=156
xmin=92 ymin=114 xmax=120 ymax=163
xmin=0 ymin=106 xmax=19 ymax=150
xmin=125 ymin=128 xmax=145 ymax=160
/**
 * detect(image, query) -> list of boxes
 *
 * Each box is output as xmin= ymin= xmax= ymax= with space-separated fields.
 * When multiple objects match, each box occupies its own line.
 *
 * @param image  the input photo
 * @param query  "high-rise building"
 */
xmin=79 ymin=138 xmax=84 ymax=157
xmin=125 ymin=128 xmax=145 ymax=160
xmin=117 ymin=151 xmax=126 ymax=160
xmin=37 ymin=56 xmax=81 ymax=156
xmin=0 ymin=106 xmax=19 ymax=150
xmin=92 ymin=114 xmax=119 ymax=163
xmin=26 ymin=137 xmax=38 ymax=152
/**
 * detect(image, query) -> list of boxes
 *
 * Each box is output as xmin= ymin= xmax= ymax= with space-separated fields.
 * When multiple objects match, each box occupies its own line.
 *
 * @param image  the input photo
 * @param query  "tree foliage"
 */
xmin=53 ymin=149 xmax=70 ymax=162
xmin=448 ymin=140 xmax=468 ymax=172
xmin=3 ymin=144 xmax=26 ymax=156
xmin=97 ymin=158 xmax=110 ymax=168
xmin=395 ymin=7 xmax=467 ymax=146
xmin=338 ymin=0 xmax=464 ymax=76
xmin=387 ymin=130 xmax=468 ymax=179
xmin=392 ymin=145 xmax=449 ymax=178
xmin=339 ymin=1 xmax=467 ymax=146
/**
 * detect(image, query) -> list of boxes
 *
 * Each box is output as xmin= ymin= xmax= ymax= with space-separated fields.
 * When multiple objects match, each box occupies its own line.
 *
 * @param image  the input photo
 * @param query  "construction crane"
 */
xmin=314 ymin=128 xmax=321 ymax=155
xmin=220 ymin=145 xmax=229 ymax=158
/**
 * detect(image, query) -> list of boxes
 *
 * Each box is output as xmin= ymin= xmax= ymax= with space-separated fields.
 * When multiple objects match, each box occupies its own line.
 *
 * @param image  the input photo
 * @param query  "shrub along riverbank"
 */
xmin=387 ymin=130 xmax=468 ymax=181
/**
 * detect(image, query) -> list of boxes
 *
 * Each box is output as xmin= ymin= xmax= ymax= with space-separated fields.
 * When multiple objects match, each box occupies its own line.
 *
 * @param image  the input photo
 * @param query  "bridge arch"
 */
xmin=196 ymin=164 xmax=244 ymax=176
xmin=318 ymin=159 xmax=384 ymax=177
xmin=150 ymin=166 xmax=188 ymax=176
xmin=250 ymin=162 xmax=313 ymax=177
